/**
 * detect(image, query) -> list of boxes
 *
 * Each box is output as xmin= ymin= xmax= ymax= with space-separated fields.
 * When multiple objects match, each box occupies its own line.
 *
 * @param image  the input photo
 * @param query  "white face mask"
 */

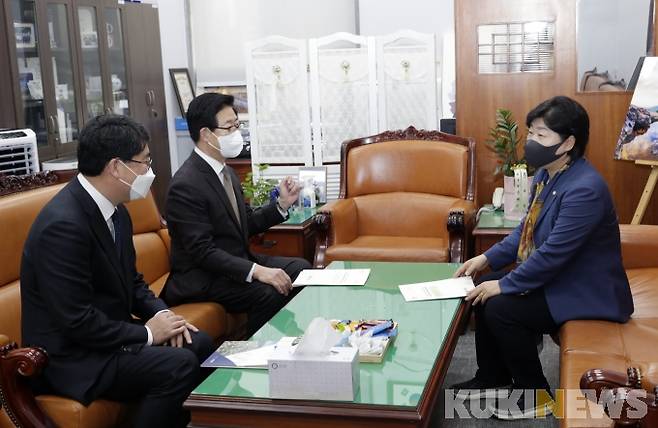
xmin=208 ymin=130 xmax=244 ymax=159
xmin=118 ymin=161 xmax=156 ymax=200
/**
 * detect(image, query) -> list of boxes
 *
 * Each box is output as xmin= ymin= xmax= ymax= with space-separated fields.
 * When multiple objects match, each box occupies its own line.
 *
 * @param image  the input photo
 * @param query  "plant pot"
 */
xmin=503 ymin=175 xmax=534 ymax=221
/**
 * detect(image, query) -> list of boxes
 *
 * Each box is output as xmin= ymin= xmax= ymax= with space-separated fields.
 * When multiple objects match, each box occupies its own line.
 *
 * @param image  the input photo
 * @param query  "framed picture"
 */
xmin=80 ymin=31 xmax=98 ymax=49
xmin=298 ymin=166 xmax=328 ymax=204
xmin=169 ymin=68 xmax=195 ymax=116
xmin=14 ymin=23 xmax=36 ymax=49
xmin=198 ymin=81 xmax=248 ymax=121
xmin=614 ymin=57 xmax=658 ymax=161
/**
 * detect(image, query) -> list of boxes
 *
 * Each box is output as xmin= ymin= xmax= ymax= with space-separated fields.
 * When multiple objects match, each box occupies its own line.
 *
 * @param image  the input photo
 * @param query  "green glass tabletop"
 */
xmin=193 ymin=261 xmax=464 ymax=408
xmin=476 ymin=205 xmax=521 ymax=229
xmin=281 ymin=207 xmax=317 ymax=225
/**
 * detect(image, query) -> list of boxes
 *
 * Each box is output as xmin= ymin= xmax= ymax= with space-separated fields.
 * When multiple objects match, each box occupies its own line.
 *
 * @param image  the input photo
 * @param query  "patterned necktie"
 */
xmin=221 ymin=168 xmax=241 ymax=225
xmin=111 ymin=210 xmax=122 ymax=257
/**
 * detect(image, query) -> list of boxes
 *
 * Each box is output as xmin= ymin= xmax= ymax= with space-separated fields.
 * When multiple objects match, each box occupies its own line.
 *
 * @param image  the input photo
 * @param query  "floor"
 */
xmin=431 ymin=331 xmax=560 ymax=427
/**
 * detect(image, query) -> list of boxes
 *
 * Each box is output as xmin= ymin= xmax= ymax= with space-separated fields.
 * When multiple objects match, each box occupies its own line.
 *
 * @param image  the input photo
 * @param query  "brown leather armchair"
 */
xmin=314 ymin=126 xmax=476 ymax=268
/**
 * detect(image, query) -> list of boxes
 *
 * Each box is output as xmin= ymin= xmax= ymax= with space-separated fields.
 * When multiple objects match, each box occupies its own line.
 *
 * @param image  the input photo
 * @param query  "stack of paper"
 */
xmin=398 ymin=276 xmax=475 ymax=302
xmin=292 ymin=269 xmax=371 ymax=287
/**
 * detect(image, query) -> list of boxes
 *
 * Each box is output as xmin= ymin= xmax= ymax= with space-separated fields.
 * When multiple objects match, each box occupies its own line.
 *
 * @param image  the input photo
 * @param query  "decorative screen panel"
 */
xmin=309 ymin=33 xmax=377 ymax=164
xmin=377 ymin=31 xmax=437 ymax=132
xmin=245 ymin=37 xmax=313 ymax=165
xmin=325 ymin=164 xmax=341 ymax=201
xmin=478 ymin=21 xmax=555 ymax=74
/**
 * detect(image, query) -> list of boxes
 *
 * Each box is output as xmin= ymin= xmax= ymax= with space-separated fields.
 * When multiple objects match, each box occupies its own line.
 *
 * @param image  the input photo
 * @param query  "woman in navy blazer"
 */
xmin=451 ymin=96 xmax=634 ymax=420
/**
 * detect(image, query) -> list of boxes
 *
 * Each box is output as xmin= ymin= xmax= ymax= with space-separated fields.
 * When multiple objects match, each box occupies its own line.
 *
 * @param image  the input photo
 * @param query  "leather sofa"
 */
xmin=559 ymin=225 xmax=658 ymax=427
xmin=0 ymin=181 xmax=245 ymax=428
xmin=314 ymin=126 xmax=477 ymax=267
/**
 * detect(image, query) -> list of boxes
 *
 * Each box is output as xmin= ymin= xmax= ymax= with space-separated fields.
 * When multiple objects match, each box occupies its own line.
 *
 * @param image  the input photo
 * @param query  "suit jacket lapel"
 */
xmin=534 ymin=159 xmax=581 ymax=228
xmin=69 ymin=179 xmax=130 ymax=300
xmin=228 ymin=166 xmax=250 ymax=240
xmin=192 ymin=152 xmax=245 ymax=235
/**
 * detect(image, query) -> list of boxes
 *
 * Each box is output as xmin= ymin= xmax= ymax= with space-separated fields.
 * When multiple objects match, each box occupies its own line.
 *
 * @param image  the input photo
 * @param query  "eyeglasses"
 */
xmin=214 ymin=121 xmax=241 ymax=133
xmin=124 ymin=157 xmax=153 ymax=169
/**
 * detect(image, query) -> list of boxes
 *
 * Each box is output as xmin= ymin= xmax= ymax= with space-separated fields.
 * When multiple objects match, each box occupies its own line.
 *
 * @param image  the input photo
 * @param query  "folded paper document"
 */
xmin=201 ymin=339 xmax=297 ymax=369
xmin=292 ymin=269 xmax=371 ymax=287
xmin=398 ymin=276 xmax=475 ymax=302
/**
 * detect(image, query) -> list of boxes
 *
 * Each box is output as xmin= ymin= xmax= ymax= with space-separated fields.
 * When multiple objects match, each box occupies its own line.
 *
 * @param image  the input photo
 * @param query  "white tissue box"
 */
xmin=268 ymin=339 xmax=360 ymax=401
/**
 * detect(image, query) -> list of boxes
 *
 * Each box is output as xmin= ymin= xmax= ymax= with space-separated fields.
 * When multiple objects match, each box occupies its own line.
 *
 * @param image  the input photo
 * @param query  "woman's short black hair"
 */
xmin=526 ymin=96 xmax=590 ymax=158
xmin=186 ymin=92 xmax=235 ymax=142
xmin=77 ymin=115 xmax=149 ymax=176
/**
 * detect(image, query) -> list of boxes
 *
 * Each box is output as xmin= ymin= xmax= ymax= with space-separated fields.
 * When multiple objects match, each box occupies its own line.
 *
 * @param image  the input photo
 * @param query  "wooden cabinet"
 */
xmin=0 ymin=0 xmax=170 ymax=208
xmin=249 ymin=212 xmax=318 ymax=264
xmin=2 ymin=0 xmax=82 ymax=160
xmin=472 ymin=207 xmax=519 ymax=254
xmin=123 ymin=2 xmax=170 ymax=209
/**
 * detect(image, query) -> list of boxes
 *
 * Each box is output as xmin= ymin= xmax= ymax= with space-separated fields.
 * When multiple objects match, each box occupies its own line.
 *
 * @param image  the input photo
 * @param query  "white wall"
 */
xmin=189 ymin=0 xmax=357 ymax=84
xmin=358 ymin=0 xmax=454 ymax=58
xmin=358 ymin=0 xmax=455 ymax=118
xmin=577 ymin=0 xmax=651 ymax=87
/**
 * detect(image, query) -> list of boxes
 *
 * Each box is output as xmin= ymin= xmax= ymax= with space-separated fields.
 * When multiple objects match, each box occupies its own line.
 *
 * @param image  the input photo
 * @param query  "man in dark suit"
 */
xmin=20 ymin=115 xmax=214 ymax=428
xmin=162 ymin=93 xmax=311 ymax=337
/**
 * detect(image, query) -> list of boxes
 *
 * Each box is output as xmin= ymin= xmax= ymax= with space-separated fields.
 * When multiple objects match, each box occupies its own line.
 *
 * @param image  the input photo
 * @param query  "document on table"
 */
xmin=292 ymin=269 xmax=371 ymax=287
xmin=398 ymin=276 xmax=475 ymax=302
xmin=201 ymin=340 xmax=295 ymax=369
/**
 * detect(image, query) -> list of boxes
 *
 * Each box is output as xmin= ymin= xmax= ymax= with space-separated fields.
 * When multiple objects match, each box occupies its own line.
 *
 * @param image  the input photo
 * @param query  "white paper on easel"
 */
xmin=398 ymin=276 xmax=475 ymax=302
xmin=292 ymin=269 xmax=370 ymax=287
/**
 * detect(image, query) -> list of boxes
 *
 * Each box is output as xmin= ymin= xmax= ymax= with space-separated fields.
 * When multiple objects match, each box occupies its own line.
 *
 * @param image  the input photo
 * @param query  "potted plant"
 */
xmin=241 ymin=163 xmax=277 ymax=207
xmin=485 ymin=109 xmax=534 ymax=220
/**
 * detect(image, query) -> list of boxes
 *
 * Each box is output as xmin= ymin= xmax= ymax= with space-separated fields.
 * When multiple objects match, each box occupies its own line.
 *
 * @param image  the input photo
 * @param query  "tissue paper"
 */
xmin=293 ymin=317 xmax=342 ymax=356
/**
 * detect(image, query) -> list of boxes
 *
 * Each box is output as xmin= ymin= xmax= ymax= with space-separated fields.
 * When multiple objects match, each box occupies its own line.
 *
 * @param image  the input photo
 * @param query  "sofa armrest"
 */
xmin=0 ymin=342 xmax=55 ymax=428
xmin=581 ymin=367 xmax=658 ymax=426
xmin=447 ymin=199 xmax=477 ymax=263
xmin=314 ymin=199 xmax=358 ymax=268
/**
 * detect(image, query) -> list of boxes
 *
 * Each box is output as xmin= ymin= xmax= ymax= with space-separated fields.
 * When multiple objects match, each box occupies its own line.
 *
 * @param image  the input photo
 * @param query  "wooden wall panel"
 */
xmin=456 ymin=0 xmax=658 ymax=224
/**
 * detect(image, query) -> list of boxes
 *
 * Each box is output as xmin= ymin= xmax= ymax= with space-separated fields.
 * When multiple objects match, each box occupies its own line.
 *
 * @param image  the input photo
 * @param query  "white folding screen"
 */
xmin=376 ymin=30 xmax=437 ymax=131
xmin=309 ymin=33 xmax=377 ymax=165
xmin=245 ymin=31 xmax=438 ymax=200
xmin=245 ymin=36 xmax=313 ymax=168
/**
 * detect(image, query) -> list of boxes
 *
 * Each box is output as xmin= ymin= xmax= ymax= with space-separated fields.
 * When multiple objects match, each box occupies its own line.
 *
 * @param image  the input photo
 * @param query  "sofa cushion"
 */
xmin=35 ymin=396 xmax=132 ymax=428
xmin=627 ymin=268 xmax=658 ymax=319
xmin=326 ymin=236 xmax=448 ymax=263
xmin=132 ymin=233 xmax=170 ymax=285
xmin=0 ymin=281 xmax=21 ymax=345
xmin=149 ymin=273 xmax=168 ymax=299
xmin=619 ymin=225 xmax=658 ymax=269
xmin=173 ymin=302 xmax=226 ymax=340
xmin=353 ymin=193 xmax=456 ymax=239
xmin=346 ymin=139 xmax=469 ymax=199
xmin=123 ymin=193 xmax=162 ymax=235
xmin=0 ymin=184 xmax=63 ymax=288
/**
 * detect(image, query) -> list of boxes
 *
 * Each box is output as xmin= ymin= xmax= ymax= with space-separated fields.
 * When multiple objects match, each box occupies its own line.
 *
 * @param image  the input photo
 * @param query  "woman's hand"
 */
xmin=453 ymin=254 xmax=489 ymax=278
xmin=465 ymin=280 xmax=502 ymax=305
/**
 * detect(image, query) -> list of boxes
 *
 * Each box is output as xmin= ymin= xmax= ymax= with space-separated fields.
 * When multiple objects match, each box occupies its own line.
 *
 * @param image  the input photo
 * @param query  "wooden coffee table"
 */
xmin=185 ymin=261 xmax=469 ymax=428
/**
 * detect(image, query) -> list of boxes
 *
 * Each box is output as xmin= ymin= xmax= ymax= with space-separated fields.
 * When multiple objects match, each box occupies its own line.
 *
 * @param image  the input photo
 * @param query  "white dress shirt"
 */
xmin=77 ymin=174 xmax=166 ymax=345
xmin=193 ymin=147 xmax=288 ymax=282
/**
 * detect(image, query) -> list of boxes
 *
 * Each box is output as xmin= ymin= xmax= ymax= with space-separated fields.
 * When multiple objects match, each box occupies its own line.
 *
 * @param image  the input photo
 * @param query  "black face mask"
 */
xmin=524 ymin=139 xmax=567 ymax=169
